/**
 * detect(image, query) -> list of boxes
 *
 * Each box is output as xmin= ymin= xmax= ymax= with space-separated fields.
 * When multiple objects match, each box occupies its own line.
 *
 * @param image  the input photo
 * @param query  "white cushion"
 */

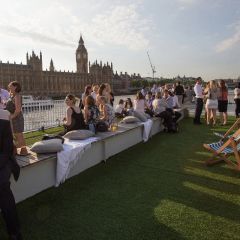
xmin=121 ymin=116 xmax=140 ymax=123
xmin=64 ymin=130 xmax=95 ymax=140
xmin=30 ymin=139 xmax=63 ymax=154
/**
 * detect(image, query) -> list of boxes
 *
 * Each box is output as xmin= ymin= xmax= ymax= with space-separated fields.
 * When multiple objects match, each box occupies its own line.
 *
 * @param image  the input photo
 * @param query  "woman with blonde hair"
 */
xmin=96 ymin=84 xmax=107 ymax=106
xmin=99 ymin=96 xmax=114 ymax=128
xmin=105 ymin=83 xmax=114 ymax=106
xmin=205 ymin=80 xmax=219 ymax=126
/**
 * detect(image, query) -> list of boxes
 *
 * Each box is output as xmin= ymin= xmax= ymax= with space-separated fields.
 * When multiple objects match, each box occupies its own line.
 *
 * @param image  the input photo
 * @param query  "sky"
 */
xmin=0 ymin=0 xmax=239 ymax=80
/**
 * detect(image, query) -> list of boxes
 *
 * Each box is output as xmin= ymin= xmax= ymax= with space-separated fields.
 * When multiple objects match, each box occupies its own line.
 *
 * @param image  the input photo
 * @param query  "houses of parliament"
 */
xmin=0 ymin=36 xmax=140 ymax=97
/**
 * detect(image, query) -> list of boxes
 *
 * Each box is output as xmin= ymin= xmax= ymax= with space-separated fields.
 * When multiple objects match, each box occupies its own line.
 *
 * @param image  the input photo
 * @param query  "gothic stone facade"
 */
xmin=0 ymin=36 xmax=113 ymax=98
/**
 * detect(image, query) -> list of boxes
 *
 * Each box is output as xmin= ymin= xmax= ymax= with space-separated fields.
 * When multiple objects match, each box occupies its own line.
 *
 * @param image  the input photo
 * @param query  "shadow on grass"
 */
xmin=0 ymin=118 xmax=239 ymax=240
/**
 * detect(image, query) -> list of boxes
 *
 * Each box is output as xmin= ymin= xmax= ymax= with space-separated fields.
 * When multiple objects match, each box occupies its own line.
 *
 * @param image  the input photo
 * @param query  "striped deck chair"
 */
xmin=213 ymin=118 xmax=240 ymax=140
xmin=203 ymin=128 xmax=240 ymax=171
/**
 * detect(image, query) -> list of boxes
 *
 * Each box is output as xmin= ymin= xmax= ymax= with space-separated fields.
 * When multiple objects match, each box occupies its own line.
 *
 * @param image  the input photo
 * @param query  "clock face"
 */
xmin=77 ymin=53 xmax=81 ymax=59
xmin=83 ymin=53 xmax=87 ymax=58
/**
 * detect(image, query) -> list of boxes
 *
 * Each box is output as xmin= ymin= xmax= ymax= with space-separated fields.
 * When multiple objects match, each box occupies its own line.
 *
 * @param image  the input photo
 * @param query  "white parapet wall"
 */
xmin=11 ymin=109 xmax=188 ymax=203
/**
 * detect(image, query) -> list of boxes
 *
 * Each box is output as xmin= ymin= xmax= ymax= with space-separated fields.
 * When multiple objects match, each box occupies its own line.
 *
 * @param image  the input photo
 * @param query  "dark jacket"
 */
xmin=175 ymin=85 xmax=184 ymax=95
xmin=0 ymin=119 xmax=20 ymax=182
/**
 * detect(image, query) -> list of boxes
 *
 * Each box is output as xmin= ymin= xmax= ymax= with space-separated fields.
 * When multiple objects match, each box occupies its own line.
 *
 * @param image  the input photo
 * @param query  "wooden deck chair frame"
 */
xmin=203 ymin=124 xmax=240 ymax=171
xmin=219 ymin=118 xmax=240 ymax=140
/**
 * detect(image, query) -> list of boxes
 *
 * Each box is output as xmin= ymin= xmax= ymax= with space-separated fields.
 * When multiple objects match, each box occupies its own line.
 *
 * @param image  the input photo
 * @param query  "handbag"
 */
xmin=96 ymin=121 xmax=108 ymax=132
xmin=42 ymin=134 xmax=65 ymax=144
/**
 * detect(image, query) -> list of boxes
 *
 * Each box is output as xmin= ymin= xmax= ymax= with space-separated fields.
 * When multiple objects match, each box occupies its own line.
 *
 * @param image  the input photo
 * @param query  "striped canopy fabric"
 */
xmin=207 ymin=140 xmax=240 ymax=155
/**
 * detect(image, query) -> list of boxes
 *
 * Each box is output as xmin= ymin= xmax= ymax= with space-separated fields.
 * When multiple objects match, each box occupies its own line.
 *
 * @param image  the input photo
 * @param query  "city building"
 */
xmin=0 ymin=36 xmax=114 ymax=98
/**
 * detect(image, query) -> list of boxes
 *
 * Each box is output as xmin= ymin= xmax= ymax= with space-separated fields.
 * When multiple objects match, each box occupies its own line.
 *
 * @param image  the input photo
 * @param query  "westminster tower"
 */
xmin=76 ymin=35 xmax=88 ymax=73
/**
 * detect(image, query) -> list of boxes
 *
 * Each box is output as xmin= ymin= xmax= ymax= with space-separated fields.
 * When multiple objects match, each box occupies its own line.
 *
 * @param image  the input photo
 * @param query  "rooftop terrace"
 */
xmin=0 ymin=118 xmax=239 ymax=240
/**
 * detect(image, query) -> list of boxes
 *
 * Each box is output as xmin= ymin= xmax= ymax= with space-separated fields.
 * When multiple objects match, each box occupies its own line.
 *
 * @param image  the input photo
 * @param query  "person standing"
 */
xmin=174 ymin=81 xmax=185 ymax=107
xmin=218 ymin=80 xmax=228 ymax=125
xmin=193 ymin=77 xmax=204 ymax=125
xmin=205 ymin=80 xmax=219 ymax=126
xmin=0 ymin=87 xmax=10 ymax=109
xmin=140 ymin=86 xmax=147 ymax=97
xmin=0 ymin=110 xmax=22 ymax=240
xmin=234 ymin=82 xmax=240 ymax=118
xmin=5 ymin=81 xmax=28 ymax=156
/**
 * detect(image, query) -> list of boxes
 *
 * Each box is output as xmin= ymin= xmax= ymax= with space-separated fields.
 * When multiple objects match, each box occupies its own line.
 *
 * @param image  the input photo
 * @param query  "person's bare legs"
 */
xmin=14 ymin=133 xmax=28 ymax=155
xmin=212 ymin=109 xmax=217 ymax=126
xmin=206 ymin=108 xmax=211 ymax=125
xmin=223 ymin=112 xmax=228 ymax=125
xmin=14 ymin=133 xmax=26 ymax=148
xmin=219 ymin=112 xmax=223 ymax=125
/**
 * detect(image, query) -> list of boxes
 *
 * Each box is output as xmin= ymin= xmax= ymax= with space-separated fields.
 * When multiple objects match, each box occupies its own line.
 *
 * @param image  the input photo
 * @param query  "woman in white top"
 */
xmin=204 ymin=80 xmax=219 ymax=126
xmin=91 ymin=84 xmax=99 ymax=101
xmin=152 ymin=92 xmax=173 ymax=132
xmin=152 ymin=92 xmax=167 ymax=115
xmin=234 ymin=82 xmax=240 ymax=118
xmin=133 ymin=91 xmax=147 ymax=114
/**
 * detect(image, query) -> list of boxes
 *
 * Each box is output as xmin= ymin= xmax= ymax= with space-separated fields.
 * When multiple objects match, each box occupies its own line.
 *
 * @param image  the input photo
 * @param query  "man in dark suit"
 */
xmin=0 ymin=115 xmax=22 ymax=239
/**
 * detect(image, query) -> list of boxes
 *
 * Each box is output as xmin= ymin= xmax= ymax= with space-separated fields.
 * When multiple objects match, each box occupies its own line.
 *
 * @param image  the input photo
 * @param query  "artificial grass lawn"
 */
xmin=1 ymin=118 xmax=240 ymax=240
xmin=24 ymin=126 xmax=64 ymax=146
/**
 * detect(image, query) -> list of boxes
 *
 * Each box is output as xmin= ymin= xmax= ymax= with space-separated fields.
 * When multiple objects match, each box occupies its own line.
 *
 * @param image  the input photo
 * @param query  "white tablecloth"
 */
xmin=141 ymin=119 xmax=153 ymax=142
xmin=56 ymin=137 xmax=99 ymax=186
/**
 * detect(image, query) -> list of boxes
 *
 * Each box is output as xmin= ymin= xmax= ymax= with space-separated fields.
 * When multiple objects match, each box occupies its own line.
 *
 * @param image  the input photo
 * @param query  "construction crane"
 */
xmin=147 ymin=51 xmax=156 ymax=80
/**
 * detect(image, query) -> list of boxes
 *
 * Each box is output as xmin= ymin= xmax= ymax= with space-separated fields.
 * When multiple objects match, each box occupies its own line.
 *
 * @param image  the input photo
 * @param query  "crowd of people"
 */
xmin=193 ymin=78 xmax=240 ymax=126
xmin=0 ymin=78 xmax=240 ymax=239
xmin=0 ymin=79 xmax=240 ymax=152
xmin=61 ymin=82 xmax=186 ymax=134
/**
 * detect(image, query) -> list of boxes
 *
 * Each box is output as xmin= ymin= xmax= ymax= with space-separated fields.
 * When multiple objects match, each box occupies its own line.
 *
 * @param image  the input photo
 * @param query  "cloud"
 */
xmin=88 ymin=4 xmax=151 ymax=50
xmin=177 ymin=0 xmax=198 ymax=6
xmin=0 ymin=0 xmax=151 ymax=51
xmin=176 ymin=0 xmax=199 ymax=11
xmin=215 ymin=21 xmax=240 ymax=53
xmin=0 ymin=25 xmax=75 ymax=48
xmin=178 ymin=0 xmax=196 ymax=4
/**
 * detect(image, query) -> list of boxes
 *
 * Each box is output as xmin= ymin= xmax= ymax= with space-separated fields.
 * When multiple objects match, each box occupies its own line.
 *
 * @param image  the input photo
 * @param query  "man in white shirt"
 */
xmin=0 ymin=88 xmax=10 ymax=109
xmin=193 ymin=77 xmax=204 ymax=124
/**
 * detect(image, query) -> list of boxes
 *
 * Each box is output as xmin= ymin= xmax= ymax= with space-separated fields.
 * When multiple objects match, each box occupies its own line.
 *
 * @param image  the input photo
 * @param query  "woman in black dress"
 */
xmin=63 ymin=94 xmax=85 ymax=133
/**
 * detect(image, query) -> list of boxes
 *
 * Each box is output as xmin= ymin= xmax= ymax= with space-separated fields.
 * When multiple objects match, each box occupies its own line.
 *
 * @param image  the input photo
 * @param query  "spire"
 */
xmin=79 ymin=34 xmax=84 ymax=45
xmin=26 ymin=52 xmax=29 ymax=64
xmin=49 ymin=58 xmax=55 ymax=72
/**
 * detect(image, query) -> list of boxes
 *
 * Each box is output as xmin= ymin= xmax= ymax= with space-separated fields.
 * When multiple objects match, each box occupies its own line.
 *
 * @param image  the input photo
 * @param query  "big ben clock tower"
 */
xmin=76 ymin=35 xmax=88 ymax=73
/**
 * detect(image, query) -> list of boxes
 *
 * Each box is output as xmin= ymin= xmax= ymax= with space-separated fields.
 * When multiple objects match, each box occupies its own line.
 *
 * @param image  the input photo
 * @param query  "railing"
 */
xmin=22 ymin=92 xmax=237 ymax=132
xmin=23 ymin=100 xmax=65 ymax=132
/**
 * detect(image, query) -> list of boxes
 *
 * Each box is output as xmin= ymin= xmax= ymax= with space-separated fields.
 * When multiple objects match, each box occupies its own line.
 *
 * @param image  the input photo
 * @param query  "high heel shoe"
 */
xmin=17 ymin=147 xmax=29 ymax=156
